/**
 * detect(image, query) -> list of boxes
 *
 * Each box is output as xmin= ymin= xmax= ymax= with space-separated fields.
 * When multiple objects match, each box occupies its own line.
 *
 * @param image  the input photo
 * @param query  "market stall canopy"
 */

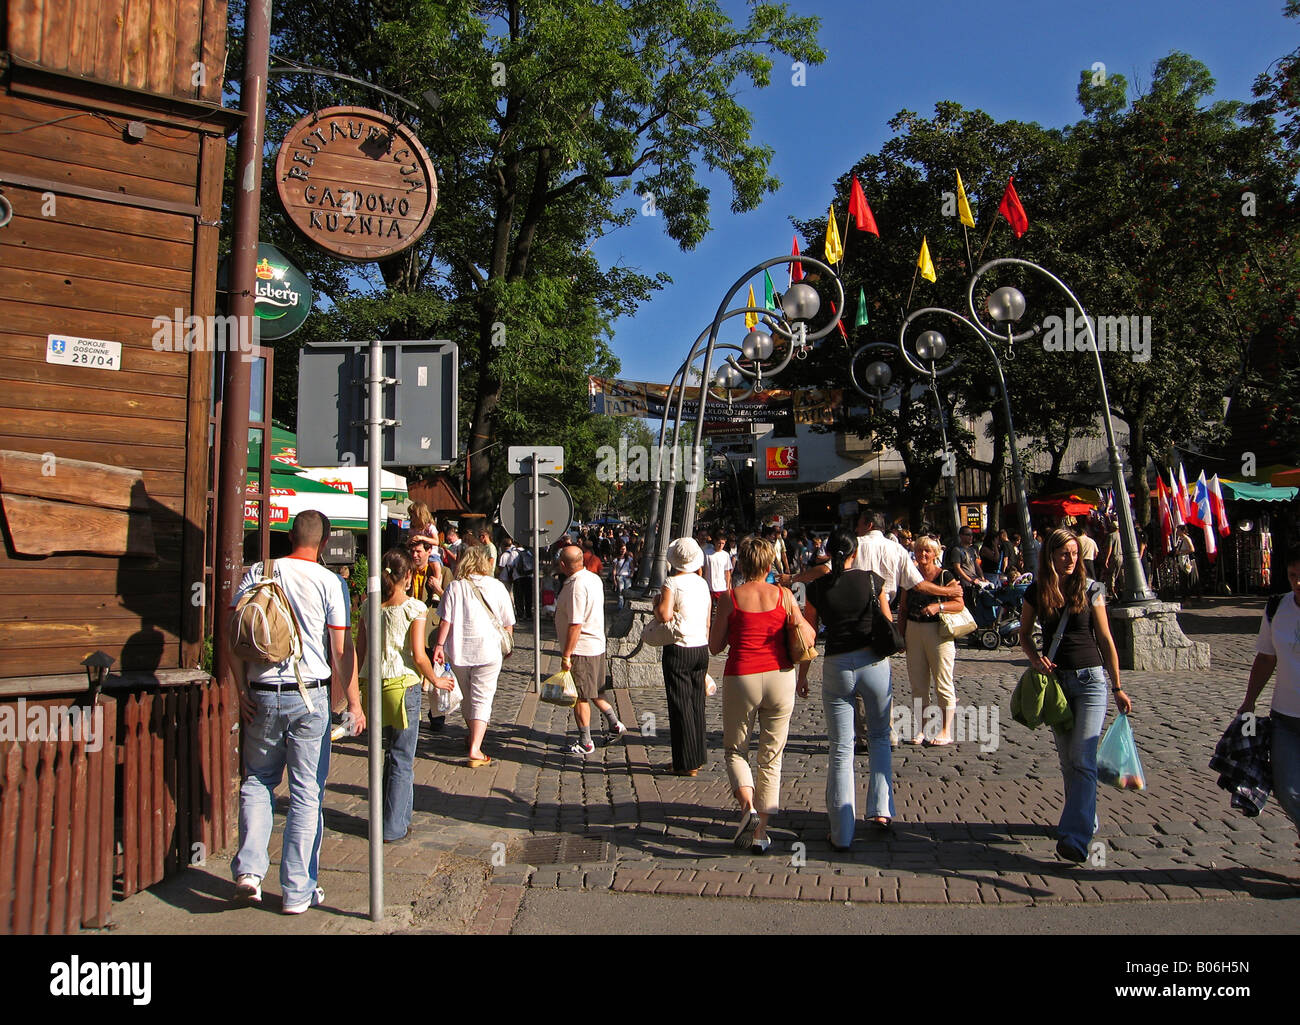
xmin=245 ymin=470 xmax=381 ymax=531
xmin=1218 ymin=480 xmax=1298 ymax=503
xmin=1270 ymin=467 xmax=1300 ymax=488
xmin=247 ymin=424 xmax=408 ymax=505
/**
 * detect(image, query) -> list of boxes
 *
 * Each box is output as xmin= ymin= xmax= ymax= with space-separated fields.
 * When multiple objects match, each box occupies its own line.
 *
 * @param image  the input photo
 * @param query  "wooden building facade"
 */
xmin=0 ymin=0 xmax=237 ymax=680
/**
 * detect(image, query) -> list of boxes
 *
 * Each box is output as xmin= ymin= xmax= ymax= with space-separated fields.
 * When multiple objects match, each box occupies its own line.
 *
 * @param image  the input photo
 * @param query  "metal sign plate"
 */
xmin=496 ymin=474 xmax=573 ymax=547
xmin=507 ymin=445 xmax=564 ymax=474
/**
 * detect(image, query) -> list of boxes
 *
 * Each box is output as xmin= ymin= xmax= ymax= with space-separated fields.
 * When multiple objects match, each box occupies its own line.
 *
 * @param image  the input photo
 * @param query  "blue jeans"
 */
xmin=233 ymin=685 xmax=331 ymax=905
xmin=822 ymin=648 xmax=893 ymax=846
xmin=1051 ymin=665 xmax=1109 ymax=853
xmin=1271 ymin=711 xmax=1300 ymax=838
xmin=383 ymin=684 xmax=423 ymax=841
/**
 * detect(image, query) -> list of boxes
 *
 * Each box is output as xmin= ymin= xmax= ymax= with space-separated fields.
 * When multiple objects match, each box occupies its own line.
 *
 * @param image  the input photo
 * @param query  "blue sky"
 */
xmin=595 ymin=0 xmax=1294 ymax=384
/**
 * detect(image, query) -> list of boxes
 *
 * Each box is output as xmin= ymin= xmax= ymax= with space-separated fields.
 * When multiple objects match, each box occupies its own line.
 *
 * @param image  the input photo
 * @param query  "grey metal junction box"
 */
xmin=296 ymin=340 xmax=458 ymax=468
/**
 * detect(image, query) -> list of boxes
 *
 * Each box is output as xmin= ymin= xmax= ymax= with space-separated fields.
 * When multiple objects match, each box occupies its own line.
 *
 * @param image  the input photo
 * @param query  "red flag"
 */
xmin=1156 ymin=476 xmax=1174 ymax=556
xmin=830 ymin=300 xmax=848 ymax=340
xmin=997 ymin=176 xmax=1028 ymax=238
xmin=848 ymin=178 xmax=879 ymax=235
xmin=789 ymin=234 xmax=804 ymax=284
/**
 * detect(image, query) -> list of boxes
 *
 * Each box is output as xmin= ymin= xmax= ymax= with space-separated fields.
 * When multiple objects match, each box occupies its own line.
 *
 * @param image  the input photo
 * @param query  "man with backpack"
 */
xmin=228 ymin=510 xmax=362 ymax=914
xmin=1237 ymin=551 xmax=1300 ymax=839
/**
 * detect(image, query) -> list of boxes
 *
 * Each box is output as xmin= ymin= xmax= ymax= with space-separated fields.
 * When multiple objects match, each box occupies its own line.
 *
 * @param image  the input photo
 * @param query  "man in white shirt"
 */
xmin=229 ymin=510 xmax=362 ymax=914
xmin=704 ymin=536 xmax=734 ymax=599
xmin=1238 ymin=552 xmax=1300 ymax=838
xmin=555 ymin=545 xmax=625 ymax=755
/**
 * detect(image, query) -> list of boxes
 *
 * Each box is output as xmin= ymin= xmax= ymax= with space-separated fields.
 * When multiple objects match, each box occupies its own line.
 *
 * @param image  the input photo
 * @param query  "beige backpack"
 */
xmin=228 ymin=560 xmax=312 ymax=709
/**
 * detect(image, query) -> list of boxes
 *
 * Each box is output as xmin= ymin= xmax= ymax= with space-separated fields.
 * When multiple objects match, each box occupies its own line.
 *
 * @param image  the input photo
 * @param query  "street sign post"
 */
xmin=497 ymin=449 xmax=568 ymax=693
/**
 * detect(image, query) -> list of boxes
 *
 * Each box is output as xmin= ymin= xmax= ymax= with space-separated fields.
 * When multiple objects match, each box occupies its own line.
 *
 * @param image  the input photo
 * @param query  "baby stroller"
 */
xmin=966 ymin=574 xmax=1040 ymax=651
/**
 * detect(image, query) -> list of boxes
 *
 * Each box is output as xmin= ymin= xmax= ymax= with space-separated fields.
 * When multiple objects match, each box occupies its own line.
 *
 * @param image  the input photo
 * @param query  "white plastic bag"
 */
xmin=705 ymin=673 xmax=717 ymax=696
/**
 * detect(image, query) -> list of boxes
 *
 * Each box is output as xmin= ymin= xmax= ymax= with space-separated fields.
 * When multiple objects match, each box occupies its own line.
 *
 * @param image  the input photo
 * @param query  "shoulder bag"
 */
xmin=467 ymin=578 xmax=512 ymax=657
xmin=784 ymin=586 xmax=818 ymax=664
xmin=936 ymin=570 xmax=977 ymax=640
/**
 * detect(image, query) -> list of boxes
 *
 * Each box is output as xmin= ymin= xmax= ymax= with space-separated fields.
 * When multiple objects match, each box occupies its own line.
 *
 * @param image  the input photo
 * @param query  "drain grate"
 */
xmin=513 ymin=834 xmax=611 ymax=866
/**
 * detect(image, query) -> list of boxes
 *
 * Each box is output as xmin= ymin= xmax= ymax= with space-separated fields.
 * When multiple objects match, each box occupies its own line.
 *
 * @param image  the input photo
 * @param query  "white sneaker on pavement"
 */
xmin=282 ymin=886 xmax=325 ymax=915
xmin=234 ymin=874 xmax=262 ymax=903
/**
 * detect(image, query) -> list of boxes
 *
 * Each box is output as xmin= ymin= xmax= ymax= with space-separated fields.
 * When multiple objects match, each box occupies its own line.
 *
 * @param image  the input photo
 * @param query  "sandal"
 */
xmin=925 ymin=737 xmax=953 ymax=747
xmin=904 ymin=734 xmax=926 ymax=746
xmin=467 ymin=754 xmax=492 ymax=768
xmin=868 ymin=817 xmax=892 ymax=831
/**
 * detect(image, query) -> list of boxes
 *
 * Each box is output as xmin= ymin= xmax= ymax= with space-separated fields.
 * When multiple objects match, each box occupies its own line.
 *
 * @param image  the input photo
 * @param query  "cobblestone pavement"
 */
xmin=120 ymin=595 xmax=1299 ymax=930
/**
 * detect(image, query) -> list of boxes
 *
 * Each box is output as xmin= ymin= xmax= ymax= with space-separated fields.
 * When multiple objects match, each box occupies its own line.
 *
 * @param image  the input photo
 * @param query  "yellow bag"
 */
xmin=540 ymin=669 xmax=578 ymax=707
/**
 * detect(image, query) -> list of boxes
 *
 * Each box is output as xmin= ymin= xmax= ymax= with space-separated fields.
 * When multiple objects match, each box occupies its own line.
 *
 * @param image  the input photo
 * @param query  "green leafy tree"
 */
xmin=233 ymin=0 xmax=824 ymax=514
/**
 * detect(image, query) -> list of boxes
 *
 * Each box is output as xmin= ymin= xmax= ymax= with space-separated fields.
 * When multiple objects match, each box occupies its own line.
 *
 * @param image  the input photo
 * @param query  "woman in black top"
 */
xmin=1020 ymin=527 xmax=1133 ymax=863
xmin=797 ymin=529 xmax=895 ymax=848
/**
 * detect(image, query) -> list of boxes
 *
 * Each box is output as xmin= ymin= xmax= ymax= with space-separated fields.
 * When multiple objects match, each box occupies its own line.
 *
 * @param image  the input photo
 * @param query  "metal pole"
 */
xmin=367 ymin=339 xmax=383 ymax=922
xmin=970 ymin=259 xmax=1155 ymax=603
xmin=212 ymin=0 xmax=271 ymax=688
xmin=532 ymin=455 xmax=541 ymax=694
xmin=990 ymin=351 xmax=1036 ymax=572
xmin=927 ymin=374 xmax=962 ymax=540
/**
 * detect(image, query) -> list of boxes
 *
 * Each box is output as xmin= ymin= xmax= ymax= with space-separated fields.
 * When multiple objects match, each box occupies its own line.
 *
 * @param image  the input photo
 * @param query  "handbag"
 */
xmin=938 ymin=606 xmax=977 ymax=640
xmin=641 ymin=619 xmax=681 ymax=646
xmin=1014 ymin=601 xmax=1072 ymax=705
xmin=867 ymin=577 xmax=903 ymax=657
xmin=784 ymin=588 xmax=818 ymax=664
xmin=468 ymin=579 xmax=512 ymax=657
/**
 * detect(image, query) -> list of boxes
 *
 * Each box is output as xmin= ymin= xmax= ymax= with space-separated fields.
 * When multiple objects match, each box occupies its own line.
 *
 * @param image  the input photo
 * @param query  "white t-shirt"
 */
xmin=853 ymin=531 xmax=923 ymax=604
xmin=705 ymin=550 xmax=734 ymax=593
xmin=665 ymin=573 xmax=711 ymax=648
xmin=437 ymin=574 xmax=516 ymax=667
xmin=498 ymin=545 xmax=522 ymax=582
xmin=555 ymin=568 xmax=606 ymax=656
xmin=1256 ymin=594 xmax=1300 ymax=718
xmin=234 ymin=556 xmax=349 ymax=684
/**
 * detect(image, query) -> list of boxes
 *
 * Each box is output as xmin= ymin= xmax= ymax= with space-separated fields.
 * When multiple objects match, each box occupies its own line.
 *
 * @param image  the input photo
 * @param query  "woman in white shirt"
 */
xmin=654 ymin=538 xmax=713 ymax=776
xmin=433 ymin=545 xmax=516 ymax=767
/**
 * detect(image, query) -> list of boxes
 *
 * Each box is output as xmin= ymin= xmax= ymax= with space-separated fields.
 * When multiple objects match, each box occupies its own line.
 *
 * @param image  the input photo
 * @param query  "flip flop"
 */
xmin=467 ymin=755 xmax=492 ymax=768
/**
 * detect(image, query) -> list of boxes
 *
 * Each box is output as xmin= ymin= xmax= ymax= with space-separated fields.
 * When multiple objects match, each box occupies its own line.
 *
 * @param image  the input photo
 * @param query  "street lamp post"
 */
xmin=965 ymin=258 xmax=1155 ymax=604
xmin=897 ymin=307 xmax=1035 ymax=569
xmin=851 ymin=336 xmax=962 ymax=539
xmin=677 ymin=255 xmax=844 ymax=546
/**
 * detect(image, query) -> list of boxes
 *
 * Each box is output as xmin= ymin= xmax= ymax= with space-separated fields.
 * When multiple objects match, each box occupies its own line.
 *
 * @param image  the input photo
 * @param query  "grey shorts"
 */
xmin=570 ymin=652 xmax=608 ymax=702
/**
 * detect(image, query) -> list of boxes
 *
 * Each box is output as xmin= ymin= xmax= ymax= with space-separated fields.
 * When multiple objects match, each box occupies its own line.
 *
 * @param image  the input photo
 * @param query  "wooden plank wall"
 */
xmin=0 ymin=85 xmax=225 ymax=677
xmin=4 ymin=0 xmax=227 ymax=104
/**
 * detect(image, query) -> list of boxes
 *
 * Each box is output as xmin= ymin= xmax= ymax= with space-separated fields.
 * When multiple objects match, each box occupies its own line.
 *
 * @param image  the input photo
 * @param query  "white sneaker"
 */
xmin=282 ymin=886 xmax=324 ymax=915
xmin=606 ymin=720 xmax=628 ymax=741
xmin=234 ymin=874 xmax=262 ymax=903
xmin=570 ymin=739 xmax=595 ymax=756
xmin=732 ymin=808 xmax=759 ymax=849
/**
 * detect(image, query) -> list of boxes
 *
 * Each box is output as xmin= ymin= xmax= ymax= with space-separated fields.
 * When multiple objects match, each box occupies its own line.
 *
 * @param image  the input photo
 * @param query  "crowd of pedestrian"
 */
xmin=222 ymin=502 xmax=1298 ymax=914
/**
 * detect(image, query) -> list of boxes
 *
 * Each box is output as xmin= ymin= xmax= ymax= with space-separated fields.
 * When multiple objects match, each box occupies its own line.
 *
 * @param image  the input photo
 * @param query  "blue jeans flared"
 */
xmin=1051 ymin=665 xmax=1109 ymax=853
xmin=822 ymin=647 xmax=893 ymax=846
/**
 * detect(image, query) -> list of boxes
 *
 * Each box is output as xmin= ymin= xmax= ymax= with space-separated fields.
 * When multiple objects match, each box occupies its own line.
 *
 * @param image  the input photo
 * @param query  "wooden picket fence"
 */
xmin=0 ymin=675 xmax=238 ymax=933
xmin=116 ymin=679 xmax=238 ymax=899
xmin=0 ymin=695 xmax=117 ymax=934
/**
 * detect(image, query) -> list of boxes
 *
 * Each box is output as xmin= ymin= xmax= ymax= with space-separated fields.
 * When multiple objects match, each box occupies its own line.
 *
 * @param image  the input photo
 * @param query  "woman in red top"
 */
xmin=710 ymin=536 xmax=813 ymax=853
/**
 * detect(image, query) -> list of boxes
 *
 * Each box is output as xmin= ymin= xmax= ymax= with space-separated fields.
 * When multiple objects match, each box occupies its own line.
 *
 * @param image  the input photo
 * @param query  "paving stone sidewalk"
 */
xmin=113 ymin=595 xmax=1300 ymax=930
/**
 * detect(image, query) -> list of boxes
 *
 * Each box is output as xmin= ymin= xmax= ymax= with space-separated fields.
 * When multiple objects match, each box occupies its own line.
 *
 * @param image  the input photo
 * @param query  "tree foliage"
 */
xmin=229 ymin=0 xmax=824 ymax=514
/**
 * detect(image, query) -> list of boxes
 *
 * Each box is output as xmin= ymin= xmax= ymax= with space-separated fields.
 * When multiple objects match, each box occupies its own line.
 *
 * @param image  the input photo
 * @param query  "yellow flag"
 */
xmin=824 ymin=204 xmax=844 ymax=265
xmin=745 ymin=285 xmax=758 ymax=329
xmin=956 ymin=169 xmax=975 ymax=228
xmin=918 ymin=236 xmax=936 ymax=282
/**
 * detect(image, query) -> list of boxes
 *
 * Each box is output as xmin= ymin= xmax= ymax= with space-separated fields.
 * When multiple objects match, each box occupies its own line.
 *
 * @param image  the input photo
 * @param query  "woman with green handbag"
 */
xmin=1019 ymin=527 xmax=1132 ymax=864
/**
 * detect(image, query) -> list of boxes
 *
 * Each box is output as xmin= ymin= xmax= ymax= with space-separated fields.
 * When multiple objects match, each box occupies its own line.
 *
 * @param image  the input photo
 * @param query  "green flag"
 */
xmin=763 ymin=270 xmax=777 ymax=311
xmin=854 ymin=287 xmax=869 ymax=328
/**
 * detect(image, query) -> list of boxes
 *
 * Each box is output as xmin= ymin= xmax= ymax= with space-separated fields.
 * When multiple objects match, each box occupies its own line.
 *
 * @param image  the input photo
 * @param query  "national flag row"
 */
xmin=1155 ymin=463 xmax=1231 ymax=562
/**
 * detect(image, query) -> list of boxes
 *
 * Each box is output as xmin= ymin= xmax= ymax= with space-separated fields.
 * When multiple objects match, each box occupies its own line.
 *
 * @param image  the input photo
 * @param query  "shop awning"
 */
xmin=1219 ymin=480 xmax=1299 ymax=503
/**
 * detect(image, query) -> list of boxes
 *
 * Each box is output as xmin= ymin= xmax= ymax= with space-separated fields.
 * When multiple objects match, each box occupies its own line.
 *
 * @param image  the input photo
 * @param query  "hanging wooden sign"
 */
xmin=275 ymin=106 xmax=437 ymax=262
